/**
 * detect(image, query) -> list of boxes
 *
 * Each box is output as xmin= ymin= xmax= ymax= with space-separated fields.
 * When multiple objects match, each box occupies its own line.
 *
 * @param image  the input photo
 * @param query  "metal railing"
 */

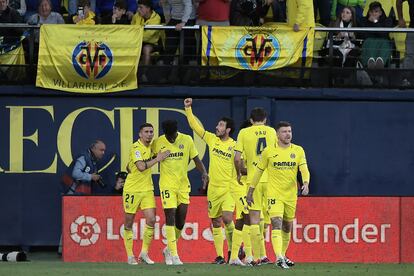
xmin=1 ymin=24 xmax=414 ymax=89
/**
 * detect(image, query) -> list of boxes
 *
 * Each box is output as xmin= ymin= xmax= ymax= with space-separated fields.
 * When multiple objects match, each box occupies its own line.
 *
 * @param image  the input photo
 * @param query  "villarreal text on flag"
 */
xmin=202 ymin=25 xmax=314 ymax=71
xmin=36 ymin=25 xmax=143 ymax=93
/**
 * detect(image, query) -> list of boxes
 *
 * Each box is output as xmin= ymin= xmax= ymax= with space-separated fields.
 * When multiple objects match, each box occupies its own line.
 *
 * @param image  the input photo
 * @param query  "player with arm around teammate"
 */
xmin=247 ymin=121 xmax=310 ymax=269
xmin=123 ymin=123 xmax=170 ymax=265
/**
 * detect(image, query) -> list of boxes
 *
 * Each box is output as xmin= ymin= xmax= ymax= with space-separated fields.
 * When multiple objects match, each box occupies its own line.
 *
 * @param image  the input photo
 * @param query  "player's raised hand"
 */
xmin=301 ymin=184 xmax=309 ymax=196
xmin=184 ymin=98 xmax=193 ymax=108
xmin=156 ymin=150 xmax=170 ymax=162
xmin=246 ymin=187 xmax=254 ymax=206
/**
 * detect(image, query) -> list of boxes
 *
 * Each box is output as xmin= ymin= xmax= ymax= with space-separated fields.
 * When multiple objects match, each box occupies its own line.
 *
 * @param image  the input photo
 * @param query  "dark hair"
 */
xmin=275 ymin=121 xmax=292 ymax=131
xmin=368 ymin=1 xmax=382 ymax=12
xmin=335 ymin=6 xmax=357 ymax=27
xmin=79 ymin=0 xmax=91 ymax=7
xmin=250 ymin=107 xmax=267 ymax=122
xmin=114 ymin=0 xmax=127 ymax=10
xmin=239 ymin=119 xmax=252 ymax=131
xmin=139 ymin=123 xmax=154 ymax=131
xmin=138 ymin=0 xmax=153 ymax=9
xmin=220 ymin=117 xmax=235 ymax=136
xmin=162 ymin=120 xmax=178 ymax=137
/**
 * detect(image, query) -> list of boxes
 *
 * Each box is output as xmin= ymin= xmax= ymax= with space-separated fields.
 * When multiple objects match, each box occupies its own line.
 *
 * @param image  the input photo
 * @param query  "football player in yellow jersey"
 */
xmin=152 ymin=119 xmax=209 ymax=265
xmin=184 ymin=98 xmax=236 ymax=265
xmin=234 ymin=108 xmax=277 ymax=265
xmin=122 ymin=123 xmax=170 ymax=265
xmin=247 ymin=121 xmax=310 ymax=269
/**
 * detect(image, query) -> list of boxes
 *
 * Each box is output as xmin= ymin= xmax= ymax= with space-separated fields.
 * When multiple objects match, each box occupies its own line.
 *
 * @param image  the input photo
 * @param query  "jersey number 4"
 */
xmin=256 ymin=137 xmax=267 ymax=155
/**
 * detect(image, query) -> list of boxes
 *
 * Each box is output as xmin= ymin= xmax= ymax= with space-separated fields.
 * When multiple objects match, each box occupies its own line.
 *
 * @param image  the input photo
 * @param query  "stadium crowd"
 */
xmin=1 ymin=0 xmax=413 ymax=86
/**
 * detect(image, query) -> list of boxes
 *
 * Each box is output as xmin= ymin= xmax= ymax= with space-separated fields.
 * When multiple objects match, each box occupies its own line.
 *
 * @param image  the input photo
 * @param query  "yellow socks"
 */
xmin=250 ymin=224 xmax=261 ymax=260
xmin=271 ymin=229 xmax=283 ymax=259
xmin=282 ymin=231 xmax=291 ymax=256
xmin=230 ymin=229 xmax=243 ymax=260
xmin=242 ymin=225 xmax=252 ymax=258
xmin=166 ymin=225 xmax=178 ymax=257
xmin=141 ymin=224 xmax=154 ymax=254
xmin=224 ymin=221 xmax=234 ymax=250
xmin=212 ymin=227 xmax=224 ymax=257
xmin=123 ymin=228 xmax=134 ymax=257
xmin=259 ymin=220 xmax=267 ymax=258
xmin=175 ymin=227 xmax=182 ymax=240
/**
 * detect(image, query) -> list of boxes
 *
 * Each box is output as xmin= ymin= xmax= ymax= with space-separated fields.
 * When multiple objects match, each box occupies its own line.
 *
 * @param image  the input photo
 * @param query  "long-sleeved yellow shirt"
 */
xmin=131 ymin=11 xmax=161 ymax=45
xmin=287 ymin=0 xmax=315 ymax=28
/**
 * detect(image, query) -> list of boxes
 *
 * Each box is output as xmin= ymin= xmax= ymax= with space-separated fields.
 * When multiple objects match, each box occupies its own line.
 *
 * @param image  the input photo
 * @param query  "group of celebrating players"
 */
xmin=121 ymin=98 xmax=310 ymax=269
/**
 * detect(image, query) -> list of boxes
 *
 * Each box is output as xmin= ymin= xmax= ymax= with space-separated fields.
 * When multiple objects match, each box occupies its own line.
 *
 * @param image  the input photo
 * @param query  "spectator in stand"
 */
xmin=287 ymin=0 xmax=315 ymax=31
xmin=359 ymin=1 xmax=393 ymax=69
xmin=0 ymin=0 xmax=23 ymax=45
xmin=196 ymin=0 xmax=230 ymax=26
xmin=73 ymin=0 xmax=95 ymax=24
xmin=161 ymin=0 xmax=197 ymax=66
xmin=322 ymin=6 xmax=360 ymax=67
xmin=331 ymin=0 xmax=364 ymax=24
xmin=132 ymin=0 xmax=161 ymax=81
xmin=25 ymin=0 xmax=61 ymax=21
xmin=27 ymin=0 xmax=64 ymax=49
xmin=271 ymin=0 xmax=286 ymax=22
xmin=95 ymin=0 xmax=114 ymax=23
xmin=68 ymin=0 xmax=95 ymax=17
xmin=396 ymin=0 xmax=414 ymax=86
xmin=314 ymin=0 xmax=332 ymax=26
xmin=28 ymin=0 xmax=64 ymax=25
xmin=8 ymin=0 xmax=25 ymax=17
xmin=101 ymin=0 xmax=130 ymax=24
xmin=230 ymin=0 xmax=273 ymax=26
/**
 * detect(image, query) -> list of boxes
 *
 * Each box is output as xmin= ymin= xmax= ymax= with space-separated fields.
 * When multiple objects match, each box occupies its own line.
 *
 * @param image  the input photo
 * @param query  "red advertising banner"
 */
xmin=62 ymin=196 xmax=414 ymax=263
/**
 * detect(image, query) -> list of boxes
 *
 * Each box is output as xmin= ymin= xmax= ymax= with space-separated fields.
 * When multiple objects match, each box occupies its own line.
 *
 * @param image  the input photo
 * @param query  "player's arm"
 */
xmin=246 ymin=149 xmax=268 ymax=205
xmin=192 ymin=155 xmax=209 ymax=190
xmin=136 ymin=150 xmax=170 ymax=172
xmin=184 ymin=98 xmax=206 ymax=138
xmin=246 ymin=167 xmax=264 ymax=206
xmin=234 ymin=150 xmax=243 ymax=184
xmin=299 ymin=149 xmax=310 ymax=195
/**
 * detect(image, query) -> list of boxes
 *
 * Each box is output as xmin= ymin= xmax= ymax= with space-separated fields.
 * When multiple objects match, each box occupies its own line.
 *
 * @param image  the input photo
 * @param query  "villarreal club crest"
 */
xmin=72 ymin=40 xmax=113 ymax=80
xmin=235 ymin=30 xmax=280 ymax=70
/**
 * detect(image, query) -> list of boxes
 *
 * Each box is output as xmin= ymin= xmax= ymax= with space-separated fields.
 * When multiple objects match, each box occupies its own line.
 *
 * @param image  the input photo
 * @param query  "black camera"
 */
xmin=97 ymin=178 xmax=106 ymax=188
xmin=116 ymin=171 xmax=128 ymax=180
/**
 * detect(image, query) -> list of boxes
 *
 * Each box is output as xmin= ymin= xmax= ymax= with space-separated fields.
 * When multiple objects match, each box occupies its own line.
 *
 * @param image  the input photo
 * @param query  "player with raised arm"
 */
xmin=184 ymin=98 xmax=236 ymax=264
xmin=153 ymin=119 xmax=209 ymax=265
xmin=234 ymin=108 xmax=277 ymax=265
xmin=247 ymin=121 xmax=310 ymax=269
xmin=123 ymin=123 xmax=170 ymax=265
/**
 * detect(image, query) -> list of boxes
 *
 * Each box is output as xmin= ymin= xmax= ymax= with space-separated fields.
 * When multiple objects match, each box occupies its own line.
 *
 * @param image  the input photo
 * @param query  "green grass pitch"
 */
xmin=1 ymin=253 xmax=414 ymax=276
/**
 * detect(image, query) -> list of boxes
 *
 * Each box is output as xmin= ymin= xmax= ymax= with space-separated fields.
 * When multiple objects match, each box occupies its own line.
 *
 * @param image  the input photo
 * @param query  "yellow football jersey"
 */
xmin=235 ymin=125 xmax=277 ymax=184
xmin=258 ymin=143 xmax=309 ymax=201
xmin=203 ymin=131 xmax=238 ymax=189
xmin=123 ymin=140 xmax=154 ymax=193
xmin=152 ymin=132 xmax=198 ymax=192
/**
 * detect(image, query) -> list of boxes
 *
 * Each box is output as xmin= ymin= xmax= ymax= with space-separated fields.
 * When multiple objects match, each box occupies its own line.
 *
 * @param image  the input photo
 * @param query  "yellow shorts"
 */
xmin=249 ymin=182 xmax=265 ymax=212
xmin=160 ymin=187 xmax=190 ymax=209
xmin=123 ymin=190 xmax=156 ymax=214
xmin=208 ymin=187 xmax=235 ymax=218
xmin=231 ymin=190 xmax=249 ymax=219
xmin=267 ymin=197 xmax=297 ymax=222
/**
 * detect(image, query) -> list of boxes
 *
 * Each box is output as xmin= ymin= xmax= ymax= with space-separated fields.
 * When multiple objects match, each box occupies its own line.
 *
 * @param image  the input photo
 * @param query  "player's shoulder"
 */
xmin=291 ymin=143 xmax=305 ymax=152
xmin=179 ymin=132 xmax=194 ymax=142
